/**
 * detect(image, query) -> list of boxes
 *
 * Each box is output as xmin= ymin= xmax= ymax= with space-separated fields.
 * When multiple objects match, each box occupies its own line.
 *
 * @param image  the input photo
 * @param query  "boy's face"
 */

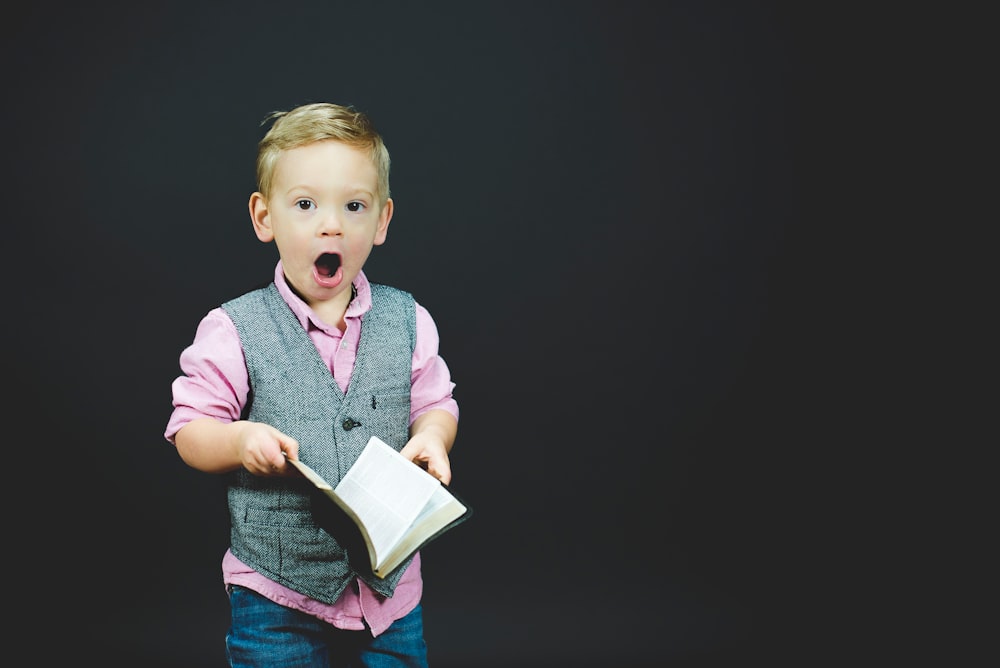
xmin=249 ymin=140 xmax=391 ymax=311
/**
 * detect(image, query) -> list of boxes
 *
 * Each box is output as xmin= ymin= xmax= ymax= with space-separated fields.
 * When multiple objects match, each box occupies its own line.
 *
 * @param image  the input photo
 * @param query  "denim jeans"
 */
xmin=225 ymin=585 xmax=429 ymax=668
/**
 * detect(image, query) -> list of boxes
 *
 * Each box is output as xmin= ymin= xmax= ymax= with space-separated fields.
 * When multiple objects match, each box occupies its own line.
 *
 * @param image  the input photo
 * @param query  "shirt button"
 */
xmin=342 ymin=418 xmax=360 ymax=431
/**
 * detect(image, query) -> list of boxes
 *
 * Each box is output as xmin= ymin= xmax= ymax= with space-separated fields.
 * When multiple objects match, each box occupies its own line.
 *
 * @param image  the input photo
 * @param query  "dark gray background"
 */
xmin=3 ymin=1 xmax=873 ymax=665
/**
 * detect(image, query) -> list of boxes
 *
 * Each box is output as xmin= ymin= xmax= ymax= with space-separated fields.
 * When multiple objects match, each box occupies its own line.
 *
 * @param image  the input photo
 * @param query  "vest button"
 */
xmin=342 ymin=418 xmax=360 ymax=430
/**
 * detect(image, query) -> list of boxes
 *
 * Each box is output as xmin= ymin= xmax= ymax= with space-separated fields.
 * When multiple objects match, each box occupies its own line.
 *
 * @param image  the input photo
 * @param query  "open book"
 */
xmin=287 ymin=436 xmax=471 ymax=578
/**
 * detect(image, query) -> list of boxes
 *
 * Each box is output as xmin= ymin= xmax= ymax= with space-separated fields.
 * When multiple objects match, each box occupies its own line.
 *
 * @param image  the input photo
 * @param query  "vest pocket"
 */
xmin=366 ymin=391 xmax=411 ymax=447
xmin=236 ymin=506 xmax=349 ymax=577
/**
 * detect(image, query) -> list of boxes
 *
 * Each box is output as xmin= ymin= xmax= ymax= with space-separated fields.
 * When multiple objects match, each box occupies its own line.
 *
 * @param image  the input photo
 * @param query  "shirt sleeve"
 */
xmin=410 ymin=302 xmax=459 ymax=425
xmin=164 ymin=307 xmax=250 ymax=444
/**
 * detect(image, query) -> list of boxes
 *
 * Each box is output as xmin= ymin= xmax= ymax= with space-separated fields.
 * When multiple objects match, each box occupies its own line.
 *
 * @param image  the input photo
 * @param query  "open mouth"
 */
xmin=315 ymin=253 xmax=341 ymax=278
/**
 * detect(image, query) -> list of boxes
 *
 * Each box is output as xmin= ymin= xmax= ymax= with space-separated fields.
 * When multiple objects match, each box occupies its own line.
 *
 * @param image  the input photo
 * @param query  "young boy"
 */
xmin=164 ymin=102 xmax=459 ymax=667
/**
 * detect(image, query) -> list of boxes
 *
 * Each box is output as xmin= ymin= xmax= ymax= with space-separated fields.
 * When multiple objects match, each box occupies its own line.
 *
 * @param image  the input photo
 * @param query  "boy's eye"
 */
xmin=346 ymin=201 xmax=365 ymax=212
xmin=295 ymin=199 xmax=314 ymax=211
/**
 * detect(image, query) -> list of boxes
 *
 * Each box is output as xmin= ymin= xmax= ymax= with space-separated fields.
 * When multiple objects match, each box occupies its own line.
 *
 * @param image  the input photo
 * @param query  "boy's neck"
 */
xmin=309 ymin=283 xmax=356 ymax=332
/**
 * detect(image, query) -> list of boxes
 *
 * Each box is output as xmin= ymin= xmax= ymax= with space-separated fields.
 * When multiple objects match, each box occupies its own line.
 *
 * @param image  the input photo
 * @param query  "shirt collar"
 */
xmin=272 ymin=260 xmax=372 ymax=331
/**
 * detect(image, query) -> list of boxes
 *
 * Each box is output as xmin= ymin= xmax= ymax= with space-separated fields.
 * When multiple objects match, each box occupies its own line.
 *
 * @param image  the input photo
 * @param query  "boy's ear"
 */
xmin=374 ymin=198 xmax=393 ymax=246
xmin=249 ymin=192 xmax=274 ymax=242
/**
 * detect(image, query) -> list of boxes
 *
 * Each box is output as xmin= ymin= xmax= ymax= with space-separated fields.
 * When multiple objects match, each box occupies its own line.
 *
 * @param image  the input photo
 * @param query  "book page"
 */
xmin=288 ymin=437 xmax=469 ymax=577
xmin=380 ymin=484 xmax=467 ymax=575
xmin=333 ymin=437 xmax=440 ymax=566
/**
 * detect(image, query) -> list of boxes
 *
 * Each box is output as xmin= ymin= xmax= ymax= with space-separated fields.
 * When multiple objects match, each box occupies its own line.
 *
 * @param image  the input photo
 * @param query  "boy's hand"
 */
xmin=399 ymin=432 xmax=452 ymax=485
xmin=235 ymin=421 xmax=300 ymax=476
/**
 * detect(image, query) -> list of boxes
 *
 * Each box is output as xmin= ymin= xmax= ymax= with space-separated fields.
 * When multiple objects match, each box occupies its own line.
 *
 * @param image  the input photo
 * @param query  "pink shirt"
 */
xmin=165 ymin=261 xmax=459 ymax=636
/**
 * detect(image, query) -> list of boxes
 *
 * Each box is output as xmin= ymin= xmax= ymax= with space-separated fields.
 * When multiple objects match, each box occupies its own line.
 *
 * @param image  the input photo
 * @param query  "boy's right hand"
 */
xmin=235 ymin=421 xmax=300 ymax=476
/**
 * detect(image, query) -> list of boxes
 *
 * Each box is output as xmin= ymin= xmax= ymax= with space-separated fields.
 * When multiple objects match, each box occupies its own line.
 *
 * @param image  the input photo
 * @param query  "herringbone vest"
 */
xmin=221 ymin=281 xmax=415 ymax=602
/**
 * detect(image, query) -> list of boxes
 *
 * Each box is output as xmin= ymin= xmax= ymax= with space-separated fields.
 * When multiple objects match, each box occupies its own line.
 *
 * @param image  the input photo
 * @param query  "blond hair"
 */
xmin=255 ymin=102 xmax=391 ymax=204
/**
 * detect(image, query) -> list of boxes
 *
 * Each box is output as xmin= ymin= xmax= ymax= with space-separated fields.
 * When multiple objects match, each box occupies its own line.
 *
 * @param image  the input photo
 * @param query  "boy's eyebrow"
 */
xmin=343 ymin=186 xmax=376 ymax=197
xmin=283 ymin=184 xmax=376 ymax=198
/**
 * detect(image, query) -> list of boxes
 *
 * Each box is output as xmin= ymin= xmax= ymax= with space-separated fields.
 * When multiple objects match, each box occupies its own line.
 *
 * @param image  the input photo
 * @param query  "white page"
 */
xmin=334 ymin=437 xmax=439 ymax=563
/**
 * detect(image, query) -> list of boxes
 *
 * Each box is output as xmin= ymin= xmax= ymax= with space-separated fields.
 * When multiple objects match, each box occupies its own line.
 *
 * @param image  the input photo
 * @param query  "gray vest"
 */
xmin=221 ymin=281 xmax=415 ymax=602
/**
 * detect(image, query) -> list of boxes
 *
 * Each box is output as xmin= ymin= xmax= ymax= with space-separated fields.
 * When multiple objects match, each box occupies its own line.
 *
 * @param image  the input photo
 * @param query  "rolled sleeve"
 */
xmin=164 ymin=308 xmax=249 ymax=443
xmin=409 ymin=303 xmax=459 ymax=425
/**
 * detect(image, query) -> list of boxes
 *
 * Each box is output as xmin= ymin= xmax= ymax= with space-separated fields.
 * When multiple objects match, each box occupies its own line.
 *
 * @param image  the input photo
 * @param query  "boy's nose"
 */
xmin=318 ymin=212 xmax=343 ymax=235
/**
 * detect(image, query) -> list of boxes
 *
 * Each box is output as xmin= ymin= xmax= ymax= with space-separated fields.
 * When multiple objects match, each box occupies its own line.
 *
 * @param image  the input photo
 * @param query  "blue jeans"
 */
xmin=225 ymin=585 xmax=429 ymax=668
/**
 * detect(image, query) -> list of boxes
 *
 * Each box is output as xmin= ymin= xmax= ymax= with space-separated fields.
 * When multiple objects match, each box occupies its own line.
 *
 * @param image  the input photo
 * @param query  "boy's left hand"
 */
xmin=399 ymin=432 xmax=452 ymax=486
